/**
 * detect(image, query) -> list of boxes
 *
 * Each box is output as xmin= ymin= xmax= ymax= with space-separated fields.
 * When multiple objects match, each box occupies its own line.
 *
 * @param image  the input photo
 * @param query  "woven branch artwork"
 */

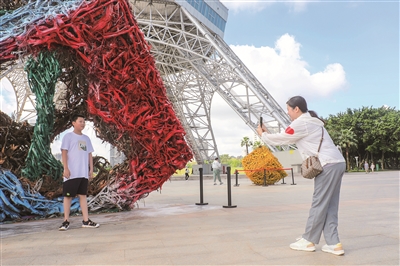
xmin=22 ymin=51 xmax=64 ymax=181
xmin=0 ymin=0 xmax=193 ymax=211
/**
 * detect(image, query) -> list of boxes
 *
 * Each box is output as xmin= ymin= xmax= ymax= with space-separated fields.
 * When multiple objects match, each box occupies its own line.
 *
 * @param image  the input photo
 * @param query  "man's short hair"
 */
xmin=71 ymin=113 xmax=85 ymax=122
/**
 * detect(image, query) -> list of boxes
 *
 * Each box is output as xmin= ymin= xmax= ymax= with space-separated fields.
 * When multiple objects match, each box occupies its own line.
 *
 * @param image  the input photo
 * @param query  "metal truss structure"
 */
xmin=0 ymin=59 xmax=37 ymax=123
xmin=1 ymin=0 xmax=293 ymax=164
xmin=0 ymin=60 xmax=67 ymax=124
xmin=131 ymin=0 xmax=292 ymax=163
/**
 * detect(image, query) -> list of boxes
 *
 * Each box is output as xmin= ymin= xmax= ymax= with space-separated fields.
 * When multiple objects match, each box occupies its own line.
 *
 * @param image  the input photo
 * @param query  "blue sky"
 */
xmin=209 ymin=0 xmax=399 ymax=156
xmin=226 ymin=1 xmax=398 ymax=117
xmin=1 ymin=0 xmax=399 ymax=158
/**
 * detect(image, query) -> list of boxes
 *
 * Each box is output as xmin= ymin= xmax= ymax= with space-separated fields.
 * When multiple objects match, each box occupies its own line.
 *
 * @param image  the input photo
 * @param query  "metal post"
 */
xmin=223 ymin=166 xmax=237 ymax=208
xmin=196 ymin=168 xmax=208 ymax=205
xmin=291 ymin=168 xmax=296 ymax=185
xmin=234 ymin=169 xmax=240 ymax=187
xmin=262 ymin=169 xmax=268 ymax=187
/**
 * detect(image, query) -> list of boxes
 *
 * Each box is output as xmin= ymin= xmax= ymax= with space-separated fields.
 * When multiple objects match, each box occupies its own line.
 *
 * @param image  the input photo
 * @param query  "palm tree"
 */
xmin=240 ymin=136 xmax=253 ymax=155
xmin=252 ymin=140 xmax=263 ymax=150
xmin=337 ymin=128 xmax=358 ymax=171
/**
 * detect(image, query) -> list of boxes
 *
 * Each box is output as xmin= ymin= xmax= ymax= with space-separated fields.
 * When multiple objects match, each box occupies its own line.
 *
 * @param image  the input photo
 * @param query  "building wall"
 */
xmin=272 ymin=150 xmax=303 ymax=173
xmin=178 ymin=0 xmax=228 ymax=38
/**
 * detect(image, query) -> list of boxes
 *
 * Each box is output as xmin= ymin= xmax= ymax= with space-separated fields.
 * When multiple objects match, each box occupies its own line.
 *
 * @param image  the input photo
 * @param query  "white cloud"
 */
xmin=210 ymin=34 xmax=346 ymax=155
xmin=82 ymin=123 xmax=111 ymax=160
xmin=1 ymin=34 xmax=345 ymax=158
xmin=286 ymin=1 xmax=308 ymax=13
xmin=221 ymin=0 xmax=309 ymax=14
xmin=221 ymin=0 xmax=273 ymax=13
xmin=229 ymin=33 xmax=346 ymax=106
xmin=210 ymin=94 xmax=255 ymax=156
xmin=0 ymin=78 xmax=17 ymax=116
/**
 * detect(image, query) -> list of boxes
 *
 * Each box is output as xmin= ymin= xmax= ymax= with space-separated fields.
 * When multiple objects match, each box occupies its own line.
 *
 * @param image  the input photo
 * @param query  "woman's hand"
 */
xmin=257 ymin=124 xmax=268 ymax=136
xmin=256 ymin=125 xmax=263 ymax=136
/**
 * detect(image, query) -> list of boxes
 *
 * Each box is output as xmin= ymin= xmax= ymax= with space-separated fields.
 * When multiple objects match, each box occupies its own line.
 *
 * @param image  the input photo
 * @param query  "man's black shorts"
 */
xmin=63 ymin=178 xmax=88 ymax=197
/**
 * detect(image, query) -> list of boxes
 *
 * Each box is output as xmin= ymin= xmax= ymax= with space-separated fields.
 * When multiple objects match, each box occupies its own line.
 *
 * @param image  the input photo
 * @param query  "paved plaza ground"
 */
xmin=1 ymin=170 xmax=399 ymax=265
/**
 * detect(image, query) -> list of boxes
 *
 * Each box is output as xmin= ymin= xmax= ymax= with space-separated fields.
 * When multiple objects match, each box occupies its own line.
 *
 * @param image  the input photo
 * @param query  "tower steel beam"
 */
xmin=1 ymin=61 xmax=36 ymax=122
xmin=2 ymin=0 xmax=294 ymax=165
xmin=130 ymin=0 xmax=293 ymax=163
xmin=1 ymin=60 xmax=68 ymax=124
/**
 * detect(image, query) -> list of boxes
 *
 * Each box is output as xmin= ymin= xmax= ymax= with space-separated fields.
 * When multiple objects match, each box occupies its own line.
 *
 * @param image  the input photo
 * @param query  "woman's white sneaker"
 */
xmin=322 ymin=243 xmax=345 ymax=255
xmin=289 ymin=238 xmax=316 ymax=251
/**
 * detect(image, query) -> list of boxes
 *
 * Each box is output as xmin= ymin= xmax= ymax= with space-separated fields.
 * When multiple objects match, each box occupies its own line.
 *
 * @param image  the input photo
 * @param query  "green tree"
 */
xmin=337 ymin=128 xmax=358 ymax=171
xmin=252 ymin=140 xmax=263 ymax=150
xmin=219 ymin=154 xmax=231 ymax=165
xmin=240 ymin=136 xmax=253 ymax=155
xmin=364 ymin=107 xmax=400 ymax=169
xmin=229 ymin=157 xmax=242 ymax=168
xmin=325 ymin=106 xmax=400 ymax=170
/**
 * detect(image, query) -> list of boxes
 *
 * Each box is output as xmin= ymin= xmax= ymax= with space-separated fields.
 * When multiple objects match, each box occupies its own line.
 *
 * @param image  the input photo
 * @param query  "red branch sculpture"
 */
xmin=0 ymin=0 xmax=193 ymax=208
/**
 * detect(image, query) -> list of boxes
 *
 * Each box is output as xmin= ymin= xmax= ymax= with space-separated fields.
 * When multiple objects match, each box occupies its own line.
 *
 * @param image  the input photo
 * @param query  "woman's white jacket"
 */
xmin=260 ymin=112 xmax=345 ymax=167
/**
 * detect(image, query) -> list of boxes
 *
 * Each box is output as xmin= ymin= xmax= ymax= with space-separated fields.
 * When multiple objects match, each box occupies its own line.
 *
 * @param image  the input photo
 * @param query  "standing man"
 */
xmin=59 ymin=114 xmax=100 ymax=231
xmin=212 ymin=157 xmax=223 ymax=185
xmin=185 ymin=168 xmax=190 ymax=180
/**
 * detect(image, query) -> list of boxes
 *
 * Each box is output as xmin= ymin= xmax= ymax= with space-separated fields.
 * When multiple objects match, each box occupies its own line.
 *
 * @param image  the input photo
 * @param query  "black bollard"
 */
xmin=223 ymin=166 xmax=237 ymax=208
xmin=262 ymin=169 xmax=268 ymax=187
xmin=281 ymin=175 xmax=286 ymax=184
xmin=234 ymin=169 xmax=240 ymax=187
xmin=196 ymin=167 xmax=208 ymax=205
xmin=290 ymin=168 xmax=296 ymax=185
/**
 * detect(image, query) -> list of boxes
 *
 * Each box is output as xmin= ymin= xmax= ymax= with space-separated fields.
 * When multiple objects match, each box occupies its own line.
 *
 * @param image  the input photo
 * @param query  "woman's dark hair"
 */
xmin=286 ymin=96 xmax=324 ymax=124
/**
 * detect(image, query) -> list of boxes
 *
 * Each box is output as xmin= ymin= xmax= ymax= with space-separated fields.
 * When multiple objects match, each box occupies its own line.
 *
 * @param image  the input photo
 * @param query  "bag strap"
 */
xmin=317 ymin=127 xmax=324 ymax=153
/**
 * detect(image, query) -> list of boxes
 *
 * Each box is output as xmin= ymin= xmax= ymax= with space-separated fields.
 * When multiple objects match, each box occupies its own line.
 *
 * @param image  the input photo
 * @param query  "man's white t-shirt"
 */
xmin=61 ymin=132 xmax=94 ymax=181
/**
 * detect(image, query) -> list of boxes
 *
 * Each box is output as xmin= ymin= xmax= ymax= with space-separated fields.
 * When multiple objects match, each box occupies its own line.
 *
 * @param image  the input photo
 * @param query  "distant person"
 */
xmin=212 ymin=157 xmax=223 ymax=185
xmin=364 ymin=161 xmax=369 ymax=173
xmin=256 ymin=96 xmax=346 ymax=255
xmin=370 ymin=162 xmax=375 ymax=173
xmin=59 ymin=114 xmax=100 ymax=231
xmin=185 ymin=168 xmax=190 ymax=180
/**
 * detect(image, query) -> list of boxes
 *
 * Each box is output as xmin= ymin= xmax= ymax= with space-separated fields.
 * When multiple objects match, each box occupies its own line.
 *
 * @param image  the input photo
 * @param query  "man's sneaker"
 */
xmin=82 ymin=219 xmax=100 ymax=228
xmin=290 ymin=238 xmax=316 ymax=252
xmin=214 ymin=183 xmax=217 ymax=185
xmin=322 ymin=243 xmax=345 ymax=255
xmin=220 ymin=182 xmax=223 ymax=185
xmin=59 ymin=220 xmax=70 ymax=231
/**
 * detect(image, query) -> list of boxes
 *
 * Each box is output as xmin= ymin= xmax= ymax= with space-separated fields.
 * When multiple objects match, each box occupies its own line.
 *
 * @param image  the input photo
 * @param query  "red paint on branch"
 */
xmin=0 ymin=0 xmax=193 ymax=207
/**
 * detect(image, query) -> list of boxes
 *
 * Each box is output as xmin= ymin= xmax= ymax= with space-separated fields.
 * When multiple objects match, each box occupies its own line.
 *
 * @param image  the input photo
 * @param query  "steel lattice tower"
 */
xmin=1 ymin=0 xmax=293 ymax=164
xmin=131 ymin=0 xmax=292 ymax=163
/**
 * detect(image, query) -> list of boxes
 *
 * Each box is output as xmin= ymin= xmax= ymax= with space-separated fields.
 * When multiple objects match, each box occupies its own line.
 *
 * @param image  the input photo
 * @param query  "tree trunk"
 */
xmin=345 ymin=146 xmax=350 ymax=171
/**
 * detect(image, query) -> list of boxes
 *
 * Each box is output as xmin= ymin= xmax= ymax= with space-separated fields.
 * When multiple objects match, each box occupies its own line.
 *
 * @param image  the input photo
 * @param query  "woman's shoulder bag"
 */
xmin=301 ymin=127 xmax=324 ymax=179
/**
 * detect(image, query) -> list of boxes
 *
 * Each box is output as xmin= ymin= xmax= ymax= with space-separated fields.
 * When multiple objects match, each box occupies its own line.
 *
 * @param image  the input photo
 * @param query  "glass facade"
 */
xmin=185 ymin=0 xmax=226 ymax=32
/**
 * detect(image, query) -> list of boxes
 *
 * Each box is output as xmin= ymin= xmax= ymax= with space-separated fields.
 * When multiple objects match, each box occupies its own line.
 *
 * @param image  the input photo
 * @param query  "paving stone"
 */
xmin=1 ymin=171 xmax=399 ymax=265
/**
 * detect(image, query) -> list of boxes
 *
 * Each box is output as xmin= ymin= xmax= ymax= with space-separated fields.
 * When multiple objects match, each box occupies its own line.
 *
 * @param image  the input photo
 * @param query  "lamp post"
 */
xmin=355 ymin=156 xmax=359 ymax=171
